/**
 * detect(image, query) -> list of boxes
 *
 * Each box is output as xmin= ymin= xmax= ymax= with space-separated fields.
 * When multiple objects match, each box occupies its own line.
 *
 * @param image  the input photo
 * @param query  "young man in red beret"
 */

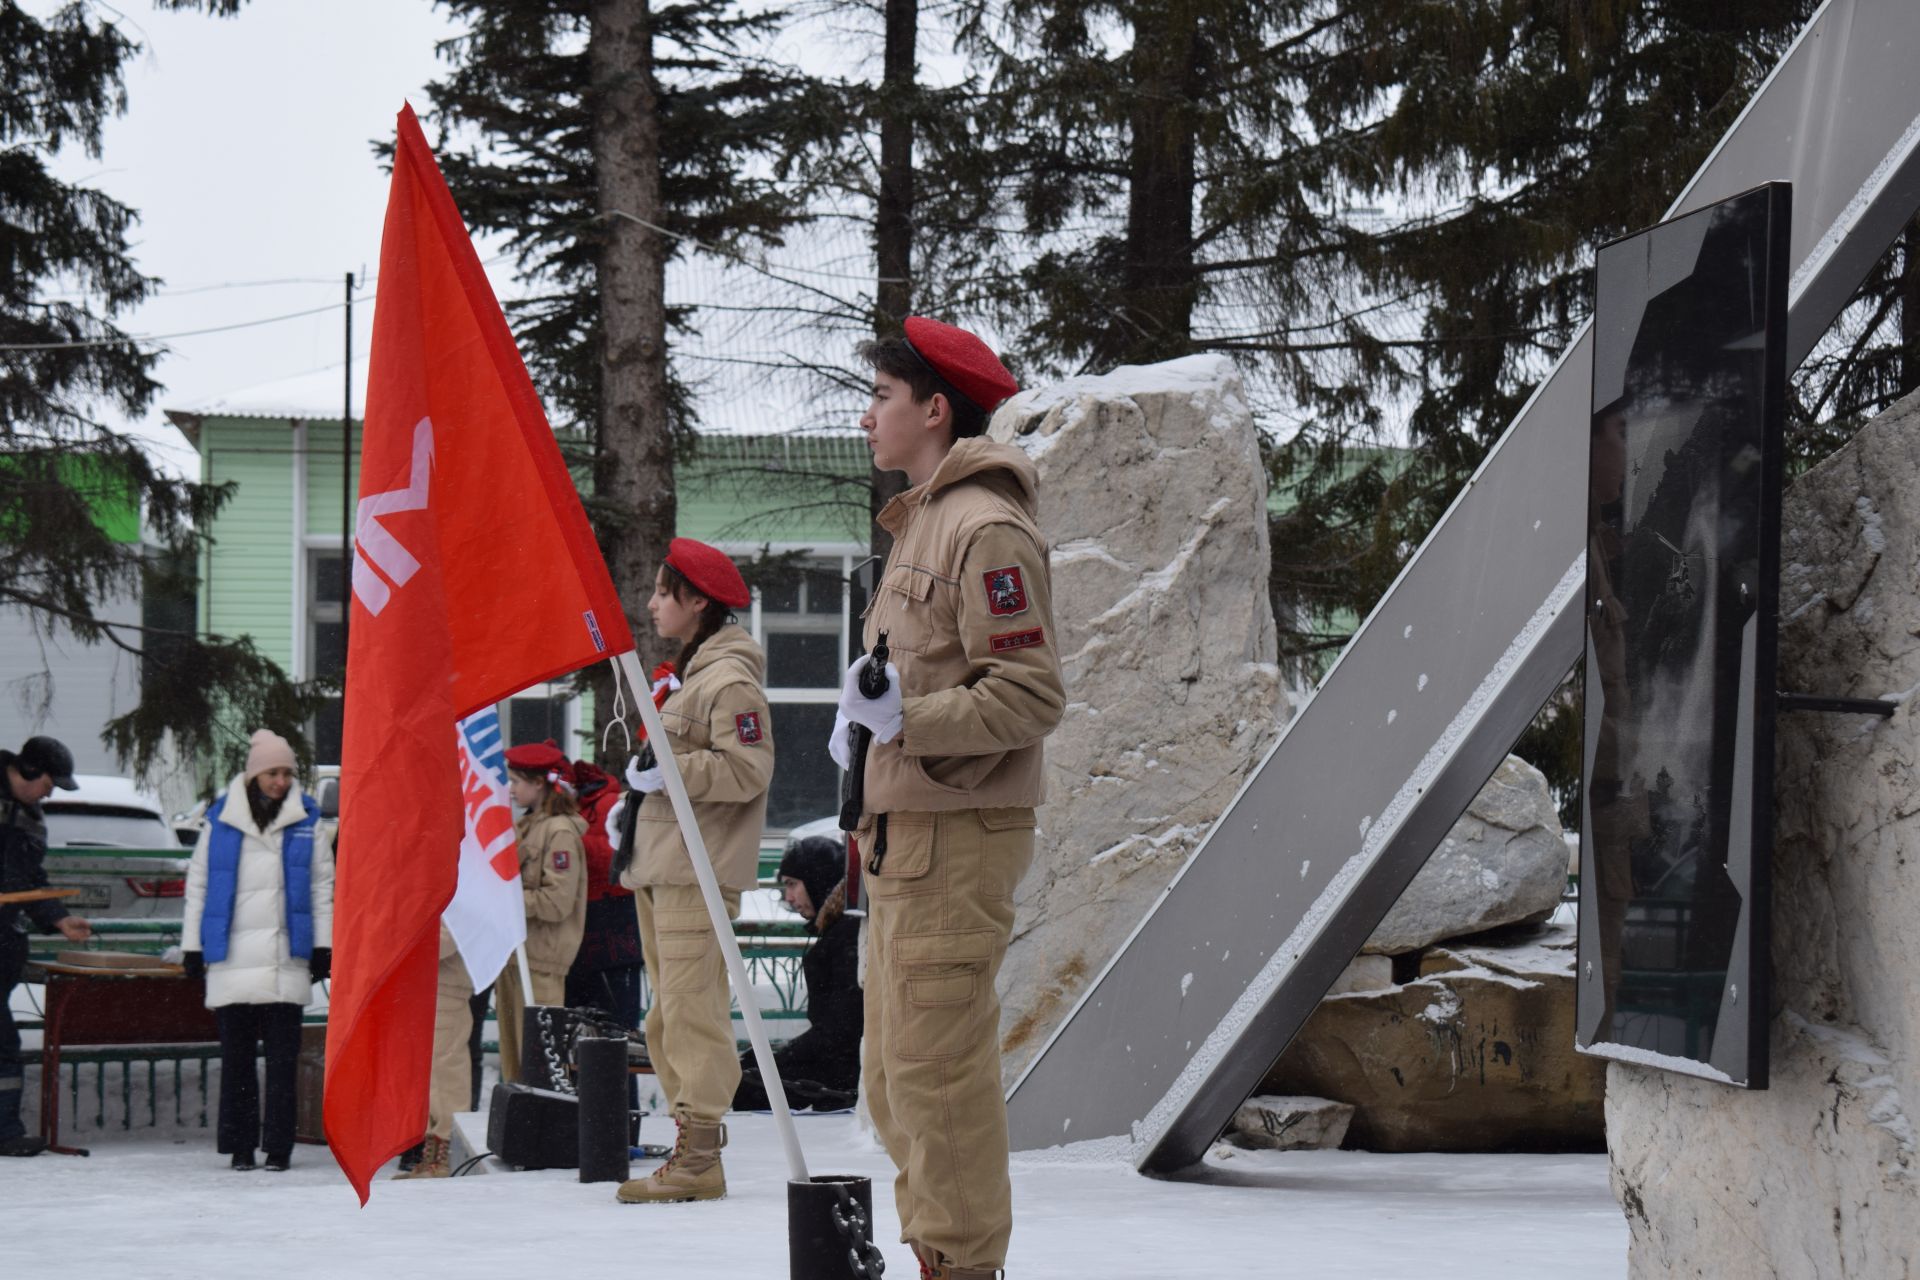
xmin=839 ymin=317 xmax=1066 ymax=1279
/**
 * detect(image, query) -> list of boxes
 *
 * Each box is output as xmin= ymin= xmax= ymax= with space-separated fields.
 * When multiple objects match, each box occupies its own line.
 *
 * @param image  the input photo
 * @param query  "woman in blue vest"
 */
xmin=181 ymin=729 xmax=334 ymax=1171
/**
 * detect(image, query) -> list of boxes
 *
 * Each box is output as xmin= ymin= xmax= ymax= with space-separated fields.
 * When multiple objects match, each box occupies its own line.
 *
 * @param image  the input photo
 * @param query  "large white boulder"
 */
xmin=1364 ymin=755 xmax=1569 ymax=955
xmin=1605 ymin=393 xmax=1920 ymax=1278
xmin=987 ymin=356 xmax=1286 ymax=1081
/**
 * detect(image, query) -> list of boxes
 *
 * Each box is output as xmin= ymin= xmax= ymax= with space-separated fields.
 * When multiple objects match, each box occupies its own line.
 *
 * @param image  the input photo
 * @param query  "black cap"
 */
xmin=778 ymin=835 xmax=845 ymax=922
xmin=16 ymin=736 xmax=78 ymax=790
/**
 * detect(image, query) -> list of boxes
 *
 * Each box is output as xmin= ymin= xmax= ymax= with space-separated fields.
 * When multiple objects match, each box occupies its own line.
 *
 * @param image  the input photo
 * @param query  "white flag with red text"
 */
xmin=446 ymin=707 xmax=524 ymax=990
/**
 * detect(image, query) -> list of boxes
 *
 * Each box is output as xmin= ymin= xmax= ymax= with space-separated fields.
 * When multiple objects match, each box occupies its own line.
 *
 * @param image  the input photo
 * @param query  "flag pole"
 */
xmin=614 ymin=647 xmax=809 ymax=1184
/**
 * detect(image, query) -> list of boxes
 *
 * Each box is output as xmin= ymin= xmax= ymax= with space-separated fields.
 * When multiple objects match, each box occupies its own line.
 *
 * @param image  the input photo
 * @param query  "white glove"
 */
xmin=828 ymin=710 xmax=853 ymax=770
xmin=625 ymin=755 xmax=664 ymax=794
xmin=838 ymin=654 xmax=904 ymax=745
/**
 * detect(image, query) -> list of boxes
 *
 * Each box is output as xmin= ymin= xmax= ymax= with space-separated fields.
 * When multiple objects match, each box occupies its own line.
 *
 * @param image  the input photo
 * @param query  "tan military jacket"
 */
xmin=622 ymin=623 xmax=773 ymax=894
xmin=515 ymin=811 xmax=587 ymax=978
xmin=861 ymin=437 xmax=1067 ymax=814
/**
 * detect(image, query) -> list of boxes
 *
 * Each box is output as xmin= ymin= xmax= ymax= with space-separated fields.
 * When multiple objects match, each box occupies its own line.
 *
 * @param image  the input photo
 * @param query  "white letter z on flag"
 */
xmin=352 ymin=417 xmax=434 ymax=615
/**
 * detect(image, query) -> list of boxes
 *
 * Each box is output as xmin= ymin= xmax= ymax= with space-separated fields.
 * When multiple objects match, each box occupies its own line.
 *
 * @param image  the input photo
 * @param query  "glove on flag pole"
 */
xmin=324 ymin=103 xmax=633 ymax=1203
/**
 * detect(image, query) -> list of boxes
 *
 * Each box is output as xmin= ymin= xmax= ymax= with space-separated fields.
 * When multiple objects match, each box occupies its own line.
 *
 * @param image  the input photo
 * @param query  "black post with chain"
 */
xmin=789 ymin=1174 xmax=885 ymax=1278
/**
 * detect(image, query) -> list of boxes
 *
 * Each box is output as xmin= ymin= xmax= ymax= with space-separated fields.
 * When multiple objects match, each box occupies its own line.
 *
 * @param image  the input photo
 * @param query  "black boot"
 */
xmin=264 ymin=1150 xmax=292 ymax=1171
xmin=0 ymin=1134 xmax=48 ymax=1157
xmin=231 ymin=1150 xmax=257 ymax=1171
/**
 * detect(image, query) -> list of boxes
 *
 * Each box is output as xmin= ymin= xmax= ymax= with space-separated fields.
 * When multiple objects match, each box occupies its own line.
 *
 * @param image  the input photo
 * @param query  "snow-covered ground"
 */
xmin=6 ymin=1112 xmax=1627 ymax=1278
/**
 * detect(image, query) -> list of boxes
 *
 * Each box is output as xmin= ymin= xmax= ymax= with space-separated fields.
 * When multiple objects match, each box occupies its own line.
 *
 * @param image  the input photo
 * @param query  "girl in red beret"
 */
xmin=615 ymin=538 xmax=774 ymax=1205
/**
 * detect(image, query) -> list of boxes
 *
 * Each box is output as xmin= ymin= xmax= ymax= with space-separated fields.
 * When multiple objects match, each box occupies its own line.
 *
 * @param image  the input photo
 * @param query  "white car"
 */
xmin=41 ymin=775 xmax=189 ymax=919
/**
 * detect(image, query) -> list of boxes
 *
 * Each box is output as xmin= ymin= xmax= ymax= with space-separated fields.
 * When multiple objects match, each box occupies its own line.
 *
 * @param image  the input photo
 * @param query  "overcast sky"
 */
xmin=40 ymin=0 xmax=466 ymax=474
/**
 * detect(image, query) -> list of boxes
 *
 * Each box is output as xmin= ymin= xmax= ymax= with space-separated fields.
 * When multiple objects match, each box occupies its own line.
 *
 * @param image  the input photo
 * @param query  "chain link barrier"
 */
xmin=830 ymin=1182 xmax=888 ymax=1277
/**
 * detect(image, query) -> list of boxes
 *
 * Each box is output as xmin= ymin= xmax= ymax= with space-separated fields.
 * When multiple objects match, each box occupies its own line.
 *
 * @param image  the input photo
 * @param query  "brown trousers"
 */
xmin=636 ymin=883 xmax=743 ymax=1125
xmin=427 ymin=949 xmax=476 ymax=1141
xmin=863 ymin=807 xmax=1034 ymax=1272
xmin=494 ymin=962 xmax=566 ymax=1087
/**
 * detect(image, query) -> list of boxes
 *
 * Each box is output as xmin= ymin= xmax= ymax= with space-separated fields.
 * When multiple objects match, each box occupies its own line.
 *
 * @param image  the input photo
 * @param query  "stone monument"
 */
xmin=1604 ymin=393 xmax=1920 ymax=1277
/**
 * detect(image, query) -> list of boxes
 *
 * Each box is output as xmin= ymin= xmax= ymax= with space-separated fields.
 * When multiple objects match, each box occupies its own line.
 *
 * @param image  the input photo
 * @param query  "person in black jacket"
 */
xmin=734 ymin=836 xmax=862 ymax=1111
xmin=0 ymin=737 xmax=91 ymax=1156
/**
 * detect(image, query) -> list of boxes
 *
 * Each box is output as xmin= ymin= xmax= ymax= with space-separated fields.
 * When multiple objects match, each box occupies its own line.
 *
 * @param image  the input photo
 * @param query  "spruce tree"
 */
xmin=2 ymin=0 xmax=328 ymax=781
xmin=414 ymin=0 xmax=823 ymax=756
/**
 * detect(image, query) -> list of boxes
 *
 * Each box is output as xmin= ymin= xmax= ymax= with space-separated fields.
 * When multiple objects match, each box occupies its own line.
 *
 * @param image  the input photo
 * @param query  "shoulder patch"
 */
xmin=551 ymin=848 xmax=571 ymax=872
xmin=735 ymin=711 xmax=764 ymax=745
xmin=982 ymin=565 xmax=1029 ymax=616
xmin=990 ymin=627 xmax=1046 ymax=653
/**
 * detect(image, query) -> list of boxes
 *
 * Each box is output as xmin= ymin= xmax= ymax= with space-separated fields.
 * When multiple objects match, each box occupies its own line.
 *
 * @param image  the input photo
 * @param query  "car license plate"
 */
xmin=65 ymin=885 xmax=114 ymax=910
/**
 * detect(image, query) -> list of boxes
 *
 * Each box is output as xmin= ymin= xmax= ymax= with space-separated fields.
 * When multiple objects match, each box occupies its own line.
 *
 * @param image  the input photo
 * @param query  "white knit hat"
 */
xmin=243 ymin=728 xmax=297 ymax=783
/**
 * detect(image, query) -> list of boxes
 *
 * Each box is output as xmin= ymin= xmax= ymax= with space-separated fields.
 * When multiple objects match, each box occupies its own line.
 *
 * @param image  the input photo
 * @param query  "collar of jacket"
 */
xmin=681 ymin=622 xmax=766 ymax=685
xmin=810 ymin=878 xmax=847 ymax=935
xmin=218 ymin=774 xmax=308 ymax=838
xmin=876 ymin=437 xmax=1039 ymax=537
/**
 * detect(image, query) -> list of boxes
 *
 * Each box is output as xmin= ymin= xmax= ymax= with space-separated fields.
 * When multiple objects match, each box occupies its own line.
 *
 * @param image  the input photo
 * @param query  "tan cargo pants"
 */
xmin=427 ymin=949 xmax=475 ymax=1141
xmin=636 ymin=882 xmax=743 ymax=1124
xmin=495 ymin=962 xmax=566 ymax=1086
xmin=863 ymin=807 xmax=1034 ymax=1272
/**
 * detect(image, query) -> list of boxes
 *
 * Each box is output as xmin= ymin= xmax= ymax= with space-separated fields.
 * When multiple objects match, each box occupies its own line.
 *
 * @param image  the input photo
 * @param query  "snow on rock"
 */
xmin=1607 ymin=393 xmax=1920 ymax=1279
xmin=991 ymin=355 xmax=1285 ymax=1082
xmin=1363 ymin=755 xmax=1568 ymax=955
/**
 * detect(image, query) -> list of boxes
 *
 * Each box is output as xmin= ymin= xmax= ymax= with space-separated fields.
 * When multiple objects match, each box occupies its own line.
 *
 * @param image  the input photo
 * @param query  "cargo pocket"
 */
xmin=654 ymin=906 xmax=716 ymax=993
xmin=892 ymin=928 xmax=997 ymax=1061
xmin=873 ymin=565 xmax=936 ymax=656
xmin=978 ymin=807 xmax=1037 ymax=899
xmin=867 ymin=813 xmax=938 ymax=899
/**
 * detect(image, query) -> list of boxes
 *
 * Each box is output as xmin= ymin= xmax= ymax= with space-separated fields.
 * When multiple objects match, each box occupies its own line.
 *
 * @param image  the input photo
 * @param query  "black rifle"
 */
xmin=608 ymin=742 xmax=654 ymax=886
xmin=838 ymin=632 xmax=891 ymax=883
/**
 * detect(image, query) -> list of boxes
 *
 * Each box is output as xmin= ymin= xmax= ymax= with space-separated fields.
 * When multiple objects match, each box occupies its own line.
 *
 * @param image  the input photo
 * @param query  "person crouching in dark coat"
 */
xmin=734 ymin=836 xmax=862 ymax=1111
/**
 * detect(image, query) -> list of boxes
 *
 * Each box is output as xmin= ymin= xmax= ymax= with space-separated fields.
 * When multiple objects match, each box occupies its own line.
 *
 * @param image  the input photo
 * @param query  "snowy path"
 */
xmin=5 ymin=1113 xmax=1627 ymax=1278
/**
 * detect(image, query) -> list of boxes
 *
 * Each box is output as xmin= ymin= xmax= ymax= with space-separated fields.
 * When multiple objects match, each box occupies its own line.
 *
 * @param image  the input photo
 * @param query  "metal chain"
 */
xmin=539 ymin=1008 xmax=575 ymax=1096
xmin=830 ymin=1183 xmax=888 ymax=1277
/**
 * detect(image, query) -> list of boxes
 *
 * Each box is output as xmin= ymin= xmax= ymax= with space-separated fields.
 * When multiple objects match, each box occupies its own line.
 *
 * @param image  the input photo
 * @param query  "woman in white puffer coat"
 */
xmin=181 ymin=730 xmax=334 ymax=1172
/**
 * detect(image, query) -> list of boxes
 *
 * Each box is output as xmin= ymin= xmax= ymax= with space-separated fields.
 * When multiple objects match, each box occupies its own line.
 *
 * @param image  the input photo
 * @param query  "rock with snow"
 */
xmin=1363 ymin=755 xmax=1568 ymax=955
xmin=1221 ymin=1095 xmax=1355 ymax=1151
xmin=1259 ymin=921 xmax=1607 ymax=1151
xmin=1605 ymin=393 xmax=1920 ymax=1279
xmin=988 ymin=356 xmax=1286 ymax=1081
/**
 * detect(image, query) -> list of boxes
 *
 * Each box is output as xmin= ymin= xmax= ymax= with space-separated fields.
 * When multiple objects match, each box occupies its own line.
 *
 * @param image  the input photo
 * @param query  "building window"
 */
xmin=309 ymin=548 xmax=348 ymax=765
xmin=732 ymin=549 xmax=862 ymax=832
xmin=507 ymin=689 xmax=575 ymax=752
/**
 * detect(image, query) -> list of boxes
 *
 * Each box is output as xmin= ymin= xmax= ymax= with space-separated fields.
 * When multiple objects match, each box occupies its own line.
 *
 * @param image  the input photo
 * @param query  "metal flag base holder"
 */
xmin=790 ymin=1174 xmax=885 ymax=1278
xmin=614 ymin=649 xmax=883 ymax=1278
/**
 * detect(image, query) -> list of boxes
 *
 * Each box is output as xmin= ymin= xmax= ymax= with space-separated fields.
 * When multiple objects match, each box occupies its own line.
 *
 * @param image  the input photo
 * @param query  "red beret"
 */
xmin=903 ymin=316 xmax=1019 ymax=414
xmin=504 ymin=740 xmax=568 ymax=775
xmin=665 ymin=537 xmax=751 ymax=609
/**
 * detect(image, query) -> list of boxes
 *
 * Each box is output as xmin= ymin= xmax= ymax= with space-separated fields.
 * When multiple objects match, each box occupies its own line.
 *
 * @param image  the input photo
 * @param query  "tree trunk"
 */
xmin=588 ymin=0 xmax=674 ymax=762
xmin=869 ymin=0 xmax=918 ymax=566
xmin=1105 ymin=0 xmax=1200 ymax=368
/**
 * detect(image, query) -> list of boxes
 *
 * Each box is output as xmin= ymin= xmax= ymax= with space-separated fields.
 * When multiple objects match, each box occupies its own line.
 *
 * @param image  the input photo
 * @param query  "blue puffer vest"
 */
xmin=201 ymin=793 xmax=320 ymax=964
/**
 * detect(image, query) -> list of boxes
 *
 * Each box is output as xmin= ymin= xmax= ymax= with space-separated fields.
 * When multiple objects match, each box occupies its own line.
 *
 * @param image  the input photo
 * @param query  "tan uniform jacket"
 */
xmin=516 ymin=811 xmax=587 ymax=978
xmin=862 ymin=437 xmax=1067 ymax=814
xmin=621 ymin=623 xmax=773 ymax=893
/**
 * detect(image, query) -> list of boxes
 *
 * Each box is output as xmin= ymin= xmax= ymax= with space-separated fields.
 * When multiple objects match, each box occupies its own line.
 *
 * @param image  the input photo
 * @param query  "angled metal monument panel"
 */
xmin=1004 ymin=0 xmax=1920 ymax=1172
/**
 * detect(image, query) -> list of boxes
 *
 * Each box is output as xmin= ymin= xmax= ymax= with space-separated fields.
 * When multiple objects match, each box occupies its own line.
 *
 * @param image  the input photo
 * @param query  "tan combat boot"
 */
xmin=926 ymin=1255 xmax=1003 ymax=1279
xmin=614 ymin=1118 xmax=727 ymax=1203
xmin=391 ymin=1135 xmax=451 ymax=1179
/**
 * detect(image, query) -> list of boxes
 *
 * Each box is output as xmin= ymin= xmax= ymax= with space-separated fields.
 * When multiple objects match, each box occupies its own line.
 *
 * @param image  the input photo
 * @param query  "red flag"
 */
xmin=324 ymin=103 xmax=634 ymax=1202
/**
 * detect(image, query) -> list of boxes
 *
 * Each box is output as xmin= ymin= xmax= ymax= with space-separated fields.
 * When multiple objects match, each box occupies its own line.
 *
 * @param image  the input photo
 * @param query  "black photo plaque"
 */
xmin=1576 ymin=181 xmax=1789 ymax=1087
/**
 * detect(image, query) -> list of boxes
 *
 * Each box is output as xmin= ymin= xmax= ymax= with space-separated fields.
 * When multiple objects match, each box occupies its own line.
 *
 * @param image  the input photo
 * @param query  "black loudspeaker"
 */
xmin=486 ymin=1082 xmax=580 ymax=1171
